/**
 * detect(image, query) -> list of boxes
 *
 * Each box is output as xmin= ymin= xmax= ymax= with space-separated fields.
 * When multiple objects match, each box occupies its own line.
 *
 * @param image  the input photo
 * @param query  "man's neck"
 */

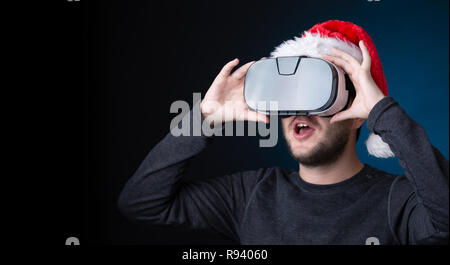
xmin=298 ymin=142 xmax=364 ymax=185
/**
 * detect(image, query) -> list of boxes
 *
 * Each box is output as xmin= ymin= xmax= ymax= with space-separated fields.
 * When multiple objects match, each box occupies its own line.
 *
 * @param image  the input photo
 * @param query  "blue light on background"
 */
xmin=263 ymin=0 xmax=448 ymax=175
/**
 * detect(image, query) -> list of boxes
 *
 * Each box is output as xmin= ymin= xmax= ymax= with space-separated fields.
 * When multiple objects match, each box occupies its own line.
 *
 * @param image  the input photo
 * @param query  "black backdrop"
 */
xmin=79 ymin=0 xmax=314 ymax=245
xmin=81 ymin=0 xmax=311 ymax=244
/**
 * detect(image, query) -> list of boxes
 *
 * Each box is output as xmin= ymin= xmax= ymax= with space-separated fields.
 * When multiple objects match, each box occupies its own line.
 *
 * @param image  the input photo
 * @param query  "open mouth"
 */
xmin=293 ymin=121 xmax=315 ymax=140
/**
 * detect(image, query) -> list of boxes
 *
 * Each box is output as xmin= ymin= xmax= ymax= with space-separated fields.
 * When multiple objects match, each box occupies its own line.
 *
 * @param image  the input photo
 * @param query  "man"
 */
xmin=118 ymin=20 xmax=449 ymax=244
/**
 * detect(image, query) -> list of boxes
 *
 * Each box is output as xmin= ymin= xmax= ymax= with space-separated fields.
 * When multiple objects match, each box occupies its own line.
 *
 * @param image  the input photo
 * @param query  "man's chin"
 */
xmin=289 ymin=141 xmax=315 ymax=154
xmin=291 ymin=148 xmax=314 ymax=160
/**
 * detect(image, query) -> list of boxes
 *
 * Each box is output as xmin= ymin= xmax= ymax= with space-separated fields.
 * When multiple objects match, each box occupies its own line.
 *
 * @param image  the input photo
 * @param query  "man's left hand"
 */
xmin=323 ymin=40 xmax=386 ymax=124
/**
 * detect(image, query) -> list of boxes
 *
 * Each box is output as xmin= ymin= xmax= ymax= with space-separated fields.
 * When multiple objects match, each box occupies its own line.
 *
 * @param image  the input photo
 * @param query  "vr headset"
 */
xmin=244 ymin=56 xmax=355 ymax=116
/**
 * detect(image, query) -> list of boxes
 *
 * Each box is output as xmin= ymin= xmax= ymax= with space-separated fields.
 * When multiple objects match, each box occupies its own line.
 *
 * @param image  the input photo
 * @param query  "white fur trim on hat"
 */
xmin=270 ymin=31 xmax=363 ymax=62
xmin=270 ymin=31 xmax=394 ymax=158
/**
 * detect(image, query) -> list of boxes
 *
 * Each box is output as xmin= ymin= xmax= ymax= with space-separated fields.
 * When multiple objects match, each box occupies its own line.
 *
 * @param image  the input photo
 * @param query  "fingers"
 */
xmin=359 ymin=40 xmax=371 ymax=70
xmin=260 ymin=57 xmax=268 ymax=60
xmin=322 ymin=54 xmax=354 ymax=75
xmin=231 ymin=60 xmax=255 ymax=79
xmin=330 ymin=48 xmax=361 ymax=67
xmin=329 ymin=109 xmax=354 ymax=124
xmin=219 ymin=58 xmax=240 ymax=77
xmin=217 ymin=56 xmax=267 ymax=81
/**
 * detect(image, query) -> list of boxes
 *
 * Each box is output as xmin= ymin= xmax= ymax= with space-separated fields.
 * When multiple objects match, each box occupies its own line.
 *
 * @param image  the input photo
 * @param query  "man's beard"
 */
xmin=283 ymin=120 xmax=352 ymax=167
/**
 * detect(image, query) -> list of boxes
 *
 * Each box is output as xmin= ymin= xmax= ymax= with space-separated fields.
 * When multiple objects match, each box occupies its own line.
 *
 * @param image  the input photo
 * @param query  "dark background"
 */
xmin=62 ymin=0 xmax=448 ymax=245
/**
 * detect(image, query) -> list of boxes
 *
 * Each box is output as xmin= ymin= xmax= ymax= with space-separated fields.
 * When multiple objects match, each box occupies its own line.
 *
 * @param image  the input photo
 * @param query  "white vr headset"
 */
xmin=244 ymin=56 xmax=355 ymax=116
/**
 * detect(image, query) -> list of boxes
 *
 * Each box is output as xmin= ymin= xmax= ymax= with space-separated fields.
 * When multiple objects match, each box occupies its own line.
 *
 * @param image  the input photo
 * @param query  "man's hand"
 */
xmin=323 ymin=40 xmax=386 ymax=124
xmin=200 ymin=58 xmax=270 ymax=125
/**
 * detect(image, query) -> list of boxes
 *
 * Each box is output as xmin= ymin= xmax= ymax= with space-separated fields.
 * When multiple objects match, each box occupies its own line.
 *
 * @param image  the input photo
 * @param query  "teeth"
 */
xmin=297 ymin=123 xmax=309 ymax=128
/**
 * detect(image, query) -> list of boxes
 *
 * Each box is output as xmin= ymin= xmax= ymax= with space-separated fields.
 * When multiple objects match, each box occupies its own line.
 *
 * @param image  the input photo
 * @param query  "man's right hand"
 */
xmin=200 ymin=58 xmax=270 ymax=125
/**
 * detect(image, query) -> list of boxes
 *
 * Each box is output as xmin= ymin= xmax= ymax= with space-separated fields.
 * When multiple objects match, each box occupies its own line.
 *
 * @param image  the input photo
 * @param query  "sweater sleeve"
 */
xmin=367 ymin=96 xmax=449 ymax=244
xmin=117 ymin=110 xmax=264 ymax=242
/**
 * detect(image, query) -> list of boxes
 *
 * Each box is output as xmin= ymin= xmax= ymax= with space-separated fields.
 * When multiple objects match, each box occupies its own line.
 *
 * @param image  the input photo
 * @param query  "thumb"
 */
xmin=330 ymin=110 xmax=353 ymax=124
xmin=246 ymin=111 xmax=270 ymax=123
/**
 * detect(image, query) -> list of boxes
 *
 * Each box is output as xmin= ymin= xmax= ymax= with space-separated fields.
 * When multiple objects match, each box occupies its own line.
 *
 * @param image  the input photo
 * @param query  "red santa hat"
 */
xmin=270 ymin=20 xmax=394 ymax=158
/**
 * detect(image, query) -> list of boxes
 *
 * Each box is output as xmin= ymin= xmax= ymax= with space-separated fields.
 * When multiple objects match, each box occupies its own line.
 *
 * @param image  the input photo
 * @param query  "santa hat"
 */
xmin=270 ymin=20 xmax=394 ymax=158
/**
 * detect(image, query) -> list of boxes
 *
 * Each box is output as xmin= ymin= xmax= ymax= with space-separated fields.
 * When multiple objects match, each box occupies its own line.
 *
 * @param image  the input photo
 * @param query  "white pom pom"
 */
xmin=365 ymin=133 xmax=395 ymax=158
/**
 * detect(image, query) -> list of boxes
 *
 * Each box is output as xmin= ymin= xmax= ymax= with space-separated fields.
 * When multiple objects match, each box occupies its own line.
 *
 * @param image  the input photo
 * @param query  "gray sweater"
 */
xmin=118 ymin=97 xmax=449 ymax=245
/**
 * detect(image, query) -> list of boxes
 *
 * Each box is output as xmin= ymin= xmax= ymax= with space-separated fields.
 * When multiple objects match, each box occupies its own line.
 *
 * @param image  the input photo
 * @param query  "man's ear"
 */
xmin=352 ymin=118 xmax=365 ymax=129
